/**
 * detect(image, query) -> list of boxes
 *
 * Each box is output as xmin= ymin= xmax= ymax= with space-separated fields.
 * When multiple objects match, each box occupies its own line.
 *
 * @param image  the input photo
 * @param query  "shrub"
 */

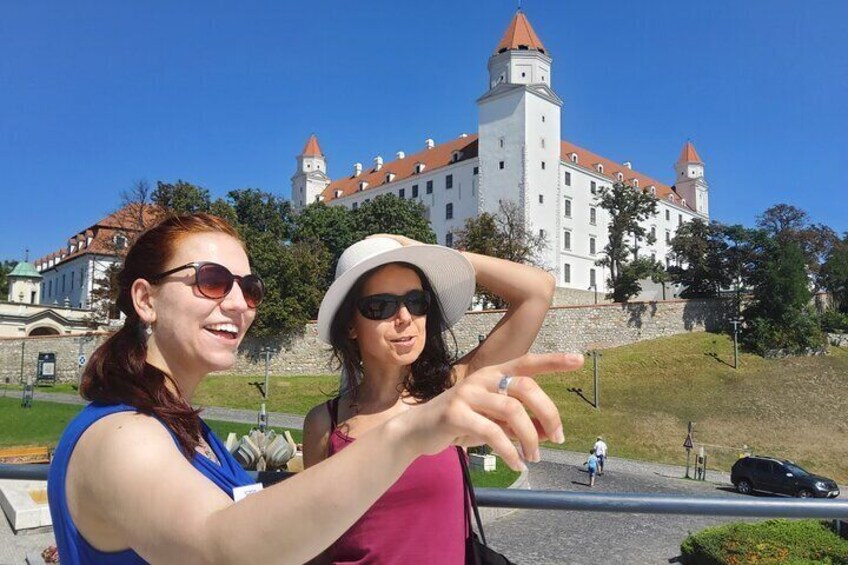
xmin=680 ymin=519 xmax=848 ymax=564
xmin=742 ymin=310 xmax=826 ymax=356
xmin=821 ymin=310 xmax=848 ymax=333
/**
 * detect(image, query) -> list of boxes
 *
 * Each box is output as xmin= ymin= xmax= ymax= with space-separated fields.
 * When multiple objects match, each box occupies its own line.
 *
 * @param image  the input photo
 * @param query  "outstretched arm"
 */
xmin=71 ymin=352 xmax=582 ymax=565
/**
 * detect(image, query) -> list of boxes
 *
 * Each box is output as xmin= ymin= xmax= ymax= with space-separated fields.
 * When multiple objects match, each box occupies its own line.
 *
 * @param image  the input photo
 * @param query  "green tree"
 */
xmin=228 ymin=188 xmax=294 ymax=241
xmin=821 ymin=234 xmax=848 ymax=313
xmin=669 ymin=219 xmax=732 ymax=298
xmin=454 ymin=200 xmax=547 ymax=308
xmin=742 ymin=238 xmax=824 ymax=355
xmin=352 ymin=194 xmax=436 ymax=243
xmin=756 ymin=204 xmax=838 ymax=290
xmin=595 ymin=181 xmax=659 ymax=302
xmin=1 ymin=260 xmax=19 ymax=298
xmin=292 ymin=202 xmax=357 ymax=286
xmin=152 ymin=180 xmax=212 ymax=214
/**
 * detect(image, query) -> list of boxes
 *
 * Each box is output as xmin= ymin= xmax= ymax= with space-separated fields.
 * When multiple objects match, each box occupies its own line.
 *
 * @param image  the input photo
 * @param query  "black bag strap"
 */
xmin=326 ymin=397 xmax=340 ymax=429
xmin=457 ymin=446 xmax=487 ymax=546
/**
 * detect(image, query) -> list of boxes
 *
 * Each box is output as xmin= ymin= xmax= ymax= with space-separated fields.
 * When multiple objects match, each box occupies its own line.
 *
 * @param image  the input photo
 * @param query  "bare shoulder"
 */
xmin=72 ymin=411 xmax=183 ymax=484
xmin=303 ymin=400 xmax=333 ymax=467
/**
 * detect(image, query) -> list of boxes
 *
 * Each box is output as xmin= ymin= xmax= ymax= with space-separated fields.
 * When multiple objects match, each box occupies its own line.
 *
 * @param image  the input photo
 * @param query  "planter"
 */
xmin=469 ymin=453 xmax=497 ymax=472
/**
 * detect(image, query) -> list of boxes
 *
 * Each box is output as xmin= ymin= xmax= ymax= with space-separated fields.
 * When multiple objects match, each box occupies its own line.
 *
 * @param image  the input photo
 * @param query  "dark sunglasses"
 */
xmin=149 ymin=262 xmax=265 ymax=308
xmin=357 ymin=289 xmax=431 ymax=321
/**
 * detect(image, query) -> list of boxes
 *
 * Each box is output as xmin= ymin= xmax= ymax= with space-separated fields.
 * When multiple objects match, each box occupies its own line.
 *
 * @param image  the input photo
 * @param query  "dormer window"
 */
xmin=681 ymin=198 xmax=687 ymax=207
xmin=570 ymin=153 xmax=578 ymax=163
xmin=359 ymin=181 xmax=368 ymax=191
xmin=633 ymin=179 xmax=639 ymax=188
xmin=596 ymin=164 xmax=604 ymax=174
xmin=113 ymin=235 xmax=128 ymax=250
xmin=451 ymin=151 xmax=462 ymax=163
xmin=385 ymin=173 xmax=395 ymax=183
xmin=668 ymin=194 xmax=675 ymax=203
xmin=649 ymin=185 xmax=656 ymax=196
xmin=334 ymin=189 xmax=344 ymax=198
xmin=616 ymin=172 xmax=623 ymax=182
xmin=415 ymin=162 xmax=426 ymax=174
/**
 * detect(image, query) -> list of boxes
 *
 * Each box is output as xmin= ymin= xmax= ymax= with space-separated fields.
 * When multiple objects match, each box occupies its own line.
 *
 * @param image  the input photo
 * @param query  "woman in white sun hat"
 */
xmin=303 ymin=234 xmax=569 ymax=564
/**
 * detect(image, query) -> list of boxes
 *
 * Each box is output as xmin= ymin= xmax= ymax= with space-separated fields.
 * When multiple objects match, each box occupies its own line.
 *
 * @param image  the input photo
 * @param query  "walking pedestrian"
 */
xmin=593 ymin=435 xmax=608 ymax=475
xmin=585 ymin=448 xmax=599 ymax=487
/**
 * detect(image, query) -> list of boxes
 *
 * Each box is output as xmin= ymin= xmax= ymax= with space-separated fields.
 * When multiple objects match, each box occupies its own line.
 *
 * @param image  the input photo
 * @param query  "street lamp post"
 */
xmin=586 ymin=350 xmax=603 ymax=409
xmin=588 ymin=284 xmax=598 ymax=305
xmin=259 ymin=346 xmax=278 ymax=431
xmin=730 ymin=319 xmax=741 ymax=369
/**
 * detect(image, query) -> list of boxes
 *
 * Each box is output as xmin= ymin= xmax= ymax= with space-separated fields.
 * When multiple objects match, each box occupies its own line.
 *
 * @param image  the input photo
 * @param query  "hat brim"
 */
xmin=317 ymin=245 xmax=476 ymax=344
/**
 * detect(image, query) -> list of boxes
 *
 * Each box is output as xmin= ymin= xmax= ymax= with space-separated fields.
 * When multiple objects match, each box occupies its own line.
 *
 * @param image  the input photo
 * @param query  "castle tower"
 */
xmin=7 ymin=259 xmax=42 ymax=304
xmin=477 ymin=10 xmax=562 ymax=270
xmin=291 ymin=134 xmax=331 ymax=209
xmin=674 ymin=141 xmax=709 ymax=216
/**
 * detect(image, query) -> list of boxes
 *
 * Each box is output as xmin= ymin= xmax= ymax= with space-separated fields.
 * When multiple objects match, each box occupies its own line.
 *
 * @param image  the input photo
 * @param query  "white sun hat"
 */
xmin=316 ymin=237 xmax=476 ymax=344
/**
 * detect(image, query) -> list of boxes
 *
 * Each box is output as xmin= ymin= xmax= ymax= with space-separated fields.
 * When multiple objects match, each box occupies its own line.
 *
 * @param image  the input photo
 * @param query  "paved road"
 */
xmin=484 ymin=452 xmax=743 ymax=564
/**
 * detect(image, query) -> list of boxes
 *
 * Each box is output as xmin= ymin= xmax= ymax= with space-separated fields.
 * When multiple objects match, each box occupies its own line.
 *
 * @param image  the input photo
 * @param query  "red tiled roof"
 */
xmin=323 ymin=136 xmax=478 ymax=201
xmin=495 ymin=11 xmax=546 ymax=54
xmin=34 ymin=204 xmax=163 ymax=270
xmin=301 ymin=134 xmax=323 ymax=157
xmin=561 ymin=140 xmax=694 ymax=211
xmin=677 ymin=141 xmax=703 ymax=164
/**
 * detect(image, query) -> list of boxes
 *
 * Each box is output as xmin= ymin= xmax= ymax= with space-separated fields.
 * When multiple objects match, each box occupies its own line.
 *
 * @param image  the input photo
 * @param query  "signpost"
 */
xmin=684 ymin=421 xmax=695 ymax=479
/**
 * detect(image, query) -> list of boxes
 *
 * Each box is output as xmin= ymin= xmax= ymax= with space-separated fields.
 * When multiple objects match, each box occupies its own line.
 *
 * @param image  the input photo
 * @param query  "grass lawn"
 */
xmin=535 ymin=333 xmax=848 ymax=483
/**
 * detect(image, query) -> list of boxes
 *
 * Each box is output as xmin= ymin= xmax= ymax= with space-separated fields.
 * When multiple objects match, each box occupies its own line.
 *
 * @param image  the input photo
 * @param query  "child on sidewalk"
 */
xmin=586 ymin=448 xmax=599 ymax=487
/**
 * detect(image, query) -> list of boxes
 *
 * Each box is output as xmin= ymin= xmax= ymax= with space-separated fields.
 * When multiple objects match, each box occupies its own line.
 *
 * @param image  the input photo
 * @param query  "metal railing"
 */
xmin=3 ymin=464 xmax=846 ymax=520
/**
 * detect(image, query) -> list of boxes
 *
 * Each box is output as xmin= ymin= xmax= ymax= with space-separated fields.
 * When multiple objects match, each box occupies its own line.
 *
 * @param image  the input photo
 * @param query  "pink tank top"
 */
xmin=326 ymin=399 xmax=466 ymax=565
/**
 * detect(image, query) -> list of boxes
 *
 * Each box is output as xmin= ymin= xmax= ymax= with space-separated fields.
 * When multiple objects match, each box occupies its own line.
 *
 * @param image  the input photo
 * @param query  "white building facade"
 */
xmin=291 ymin=11 xmax=709 ymax=298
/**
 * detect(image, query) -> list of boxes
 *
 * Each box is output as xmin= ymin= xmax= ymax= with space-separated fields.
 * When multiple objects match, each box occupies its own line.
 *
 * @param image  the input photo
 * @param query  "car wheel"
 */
xmin=736 ymin=479 xmax=753 ymax=495
xmin=797 ymin=489 xmax=813 ymax=498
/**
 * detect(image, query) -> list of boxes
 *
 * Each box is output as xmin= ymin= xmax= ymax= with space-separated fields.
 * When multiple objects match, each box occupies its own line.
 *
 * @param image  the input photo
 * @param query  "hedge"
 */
xmin=680 ymin=519 xmax=848 ymax=564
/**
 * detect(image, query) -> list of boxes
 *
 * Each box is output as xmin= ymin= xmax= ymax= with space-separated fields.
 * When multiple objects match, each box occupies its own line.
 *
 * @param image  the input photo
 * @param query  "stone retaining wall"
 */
xmin=0 ymin=299 xmax=732 ymax=382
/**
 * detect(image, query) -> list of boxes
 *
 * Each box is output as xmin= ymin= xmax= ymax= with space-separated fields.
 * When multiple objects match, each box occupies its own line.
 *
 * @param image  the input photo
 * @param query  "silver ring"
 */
xmin=497 ymin=375 xmax=513 ymax=396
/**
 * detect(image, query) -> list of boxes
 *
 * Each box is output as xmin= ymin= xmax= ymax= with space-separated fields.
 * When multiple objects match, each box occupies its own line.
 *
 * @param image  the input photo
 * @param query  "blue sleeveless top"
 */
xmin=48 ymin=402 xmax=254 ymax=564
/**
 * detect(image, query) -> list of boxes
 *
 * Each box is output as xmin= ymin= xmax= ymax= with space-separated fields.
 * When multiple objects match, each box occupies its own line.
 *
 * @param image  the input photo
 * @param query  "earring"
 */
xmin=145 ymin=325 xmax=153 ymax=337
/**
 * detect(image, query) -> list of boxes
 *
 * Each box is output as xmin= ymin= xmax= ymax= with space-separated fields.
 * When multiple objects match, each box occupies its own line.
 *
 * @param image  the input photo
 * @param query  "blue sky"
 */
xmin=2 ymin=1 xmax=846 ymax=261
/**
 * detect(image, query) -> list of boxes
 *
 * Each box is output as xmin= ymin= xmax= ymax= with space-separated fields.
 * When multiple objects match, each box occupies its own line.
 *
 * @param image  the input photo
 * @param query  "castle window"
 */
xmin=499 ymin=161 xmax=505 ymax=170
xmin=426 ymin=180 xmax=433 ymax=194
xmin=539 ymin=194 xmax=544 ymax=204
xmin=540 ymin=229 xmax=546 ymax=239
xmin=445 ymin=203 xmax=453 ymax=220
xmin=590 ymin=237 xmax=596 ymax=255
xmin=352 ymin=202 xmax=359 ymax=210
xmin=399 ymin=188 xmax=405 ymax=199
xmin=679 ymin=214 xmax=683 ymax=226
xmin=564 ymin=198 xmax=572 ymax=218
xmin=651 ymin=226 xmax=656 ymax=239
xmin=563 ymin=230 xmax=571 ymax=250
xmin=473 ymin=166 xmax=479 ymax=175
xmin=590 ymin=181 xmax=597 ymax=194
xmin=666 ymin=230 xmax=671 ymax=244
xmin=445 ymin=232 xmax=454 ymax=248
xmin=590 ymin=207 xmax=597 ymax=225
xmin=563 ymin=263 xmax=571 ymax=284
xmin=589 ymin=268 xmax=596 ymax=287
xmin=412 ymin=184 xmax=419 ymax=198
xmin=541 ymin=115 xmax=545 ymax=122
xmin=446 ymin=174 xmax=453 ymax=189
xmin=564 ymin=171 xmax=571 ymax=186
xmin=665 ymin=209 xmax=670 ymax=221
xmin=499 ymin=138 xmax=504 ymax=148
xmin=541 ymin=138 xmax=546 ymax=148
xmin=541 ymin=161 xmax=546 ymax=170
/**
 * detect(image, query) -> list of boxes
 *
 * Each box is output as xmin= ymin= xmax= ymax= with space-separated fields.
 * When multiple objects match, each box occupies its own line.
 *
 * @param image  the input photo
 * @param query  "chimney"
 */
xmin=396 ymin=151 xmax=405 ymax=160
xmin=374 ymin=156 xmax=383 ymax=171
xmin=623 ymin=161 xmax=632 ymax=169
xmin=354 ymin=163 xmax=362 ymax=176
xmin=425 ymin=138 xmax=435 ymax=149
xmin=459 ymin=133 xmax=468 ymax=138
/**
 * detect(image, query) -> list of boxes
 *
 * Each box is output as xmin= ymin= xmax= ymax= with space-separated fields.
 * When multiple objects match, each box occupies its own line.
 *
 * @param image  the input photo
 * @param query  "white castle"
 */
xmin=291 ymin=11 xmax=709 ymax=299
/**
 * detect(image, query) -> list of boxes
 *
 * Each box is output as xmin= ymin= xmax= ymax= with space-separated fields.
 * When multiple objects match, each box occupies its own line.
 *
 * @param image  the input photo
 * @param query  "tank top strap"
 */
xmin=326 ymin=396 xmax=341 ymax=430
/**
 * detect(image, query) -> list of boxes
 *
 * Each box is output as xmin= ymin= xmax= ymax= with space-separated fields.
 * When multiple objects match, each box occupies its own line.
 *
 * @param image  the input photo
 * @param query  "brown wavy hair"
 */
xmin=81 ymin=213 xmax=246 ymax=458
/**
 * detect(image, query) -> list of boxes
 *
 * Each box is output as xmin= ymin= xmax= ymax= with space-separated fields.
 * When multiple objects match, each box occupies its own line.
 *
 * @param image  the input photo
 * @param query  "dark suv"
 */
xmin=731 ymin=456 xmax=840 ymax=498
